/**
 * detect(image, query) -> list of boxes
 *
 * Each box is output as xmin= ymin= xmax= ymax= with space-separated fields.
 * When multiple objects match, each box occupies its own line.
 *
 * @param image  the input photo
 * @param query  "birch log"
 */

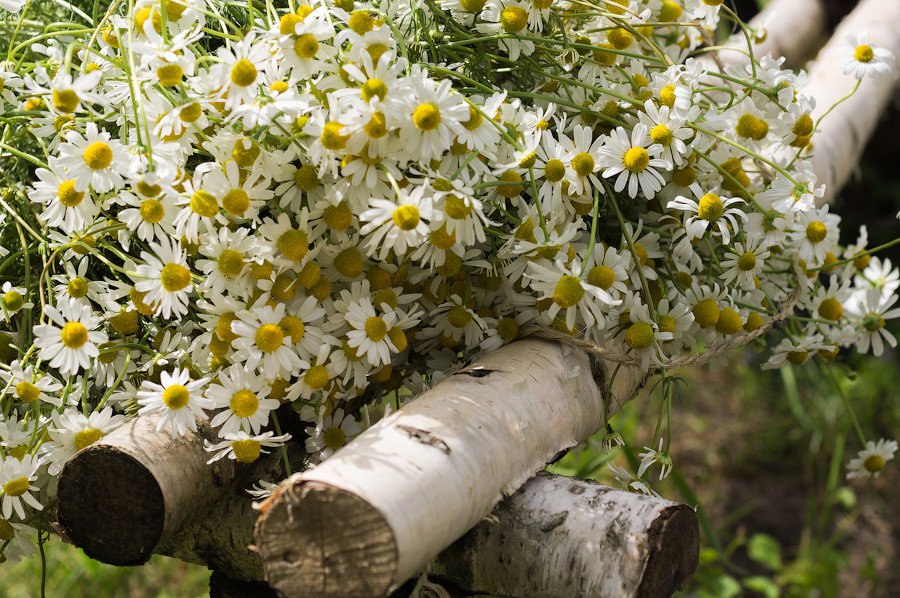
xmin=804 ymin=0 xmax=900 ymax=203
xmin=432 ymin=472 xmax=699 ymax=598
xmin=716 ymin=0 xmax=829 ymax=69
xmin=56 ymin=414 xmax=236 ymax=566
xmin=254 ymin=339 xmax=645 ymax=597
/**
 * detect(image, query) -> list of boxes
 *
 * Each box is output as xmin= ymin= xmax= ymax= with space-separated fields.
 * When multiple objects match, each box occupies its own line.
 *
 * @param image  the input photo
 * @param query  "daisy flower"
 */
xmin=393 ymin=67 xmax=468 ymax=161
xmin=210 ymin=32 xmax=270 ymax=110
xmin=841 ymin=33 xmax=895 ymax=80
xmin=619 ymin=299 xmax=674 ymax=371
xmin=762 ymin=333 xmax=828 ymax=369
xmin=475 ymin=0 xmax=536 ymax=61
xmin=137 ymin=368 xmax=213 ymax=436
xmin=637 ymin=99 xmax=694 ymax=167
xmin=28 ymin=166 xmax=99 ymax=233
xmin=790 ymin=205 xmax=840 ymax=266
xmin=598 ymin=124 xmax=668 ymax=199
xmin=0 ymin=455 xmax=43 ymax=519
xmin=207 ymin=364 xmax=279 ymax=435
xmin=115 ymin=189 xmax=177 ymax=245
xmin=33 ymin=299 xmax=108 ymax=377
xmin=559 ymin=124 xmax=604 ymax=197
xmin=1 ymin=282 xmax=32 ymax=321
xmin=53 ymin=122 xmax=128 ymax=193
xmin=846 ymin=438 xmax=897 ymax=479
xmin=40 ymin=407 xmax=127 ymax=475
xmin=231 ymin=302 xmax=309 ymax=378
xmin=304 ymin=408 xmax=362 ymax=460
xmin=205 ymin=431 xmax=292 ymax=464
xmin=0 ymin=361 xmax=63 ymax=406
xmin=667 ymin=191 xmax=746 ymax=244
xmin=526 ymin=259 xmax=619 ymax=331
xmin=133 ymin=236 xmax=194 ymax=319
xmin=360 ymin=185 xmax=435 ymax=260
xmin=845 ymin=288 xmax=900 ymax=357
xmin=344 ymin=297 xmax=400 ymax=367
xmin=720 ymin=235 xmax=770 ymax=289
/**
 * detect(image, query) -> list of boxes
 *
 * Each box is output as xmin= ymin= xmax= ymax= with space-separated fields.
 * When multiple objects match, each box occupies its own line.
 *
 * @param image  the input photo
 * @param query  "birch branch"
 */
xmin=431 ymin=472 xmax=699 ymax=598
xmin=804 ymin=0 xmax=900 ymax=203
xmin=254 ymin=339 xmax=646 ymax=597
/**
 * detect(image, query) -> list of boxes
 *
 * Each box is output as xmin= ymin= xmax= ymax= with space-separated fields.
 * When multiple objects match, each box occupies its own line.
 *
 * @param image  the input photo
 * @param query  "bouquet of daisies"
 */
xmin=0 ymin=0 xmax=897 ymax=563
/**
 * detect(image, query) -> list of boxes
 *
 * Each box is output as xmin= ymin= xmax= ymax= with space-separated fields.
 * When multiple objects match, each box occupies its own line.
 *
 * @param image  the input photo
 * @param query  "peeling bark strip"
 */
xmin=433 ymin=473 xmax=699 ymax=598
xmin=807 ymin=0 xmax=900 ymax=204
xmin=255 ymin=339 xmax=645 ymax=597
xmin=57 ymin=414 xmax=236 ymax=566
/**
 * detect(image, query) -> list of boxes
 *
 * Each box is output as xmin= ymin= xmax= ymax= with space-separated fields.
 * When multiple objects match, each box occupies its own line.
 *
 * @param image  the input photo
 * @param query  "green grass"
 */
xmin=2 ymin=539 xmax=210 ymax=598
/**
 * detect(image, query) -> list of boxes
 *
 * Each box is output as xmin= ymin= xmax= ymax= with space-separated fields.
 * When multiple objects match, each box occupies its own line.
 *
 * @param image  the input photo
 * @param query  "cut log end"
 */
xmin=255 ymin=480 xmax=398 ymax=598
xmin=636 ymin=505 xmax=700 ymax=598
xmin=57 ymin=447 xmax=165 ymax=565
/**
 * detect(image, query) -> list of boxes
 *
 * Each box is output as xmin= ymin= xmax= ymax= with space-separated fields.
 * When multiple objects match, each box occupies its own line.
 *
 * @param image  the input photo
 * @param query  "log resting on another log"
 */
xmin=254 ymin=339 xmax=646 ymax=597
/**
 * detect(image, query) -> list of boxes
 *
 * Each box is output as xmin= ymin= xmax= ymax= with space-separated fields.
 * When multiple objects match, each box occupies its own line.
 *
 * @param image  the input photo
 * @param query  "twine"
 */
xmin=521 ymin=276 xmax=805 ymax=373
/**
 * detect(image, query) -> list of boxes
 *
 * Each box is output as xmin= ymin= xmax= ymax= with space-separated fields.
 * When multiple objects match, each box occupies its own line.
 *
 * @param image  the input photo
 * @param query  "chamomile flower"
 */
xmin=133 ymin=236 xmax=194 ymax=319
xmin=33 ymin=299 xmax=107 ymax=376
xmin=136 ymin=368 xmax=213 ymax=436
xmin=394 ymin=67 xmax=468 ymax=161
xmin=231 ymin=302 xmax=309 ymax=378
xmin=526 ymin=259 xmax=619 ymax=331
xmin=1 ymin=282 xmax=32 ymax=321
xmin=720 ymin=236 xmax=770 ymax=289
xmin=598 ymin=124 xmax=668 ymax=199
xmin=344 ymin=297 xmax=400 ymax=367
xmin=559 ymin=124 xmax=604 ymax=197
xmin=667 ymin=191 xmax=746 ymax=244
xmin=845 ymin=288 xmax=900 ymax=357
xmin=40 ymin=407 xmax=127 ymax=475
xmin=211 ymin=32 xmax=271 ymax=110
xmin=29 ymin=167 xmax=99 ymax=233
xmin=54 ymin=122 xmax=127 ymax=193
xmin=205 ymin=431 xmax=292 ymax=464
xmin=0 ymin=455 xmax=43 ymax=519
xmin=0 ymin=362 xmax=63 ymax=407
xmin=116 ymin=189 xmax=177 ymax=244
xmin=207 ymin=364 xmax=278 ymax=435
xmin=790 ymin=205 xmax=840 ymax=266
xmin=841 ymin=33 xmax=895 ymax=80
xmin=846 ymin=438 xmax=897 ymax=479
xmin=360 ymin=185 xmax=435 ymax=260
xmin=304 ymin=408 xmax=362 ymax=460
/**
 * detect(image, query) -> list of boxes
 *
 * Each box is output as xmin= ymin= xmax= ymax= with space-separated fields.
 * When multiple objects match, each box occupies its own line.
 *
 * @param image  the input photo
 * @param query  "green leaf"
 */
xmin=747 ymin=534 xmax=783 ymax=571
xmin=743 ymin=575 xmax=780 ymax=598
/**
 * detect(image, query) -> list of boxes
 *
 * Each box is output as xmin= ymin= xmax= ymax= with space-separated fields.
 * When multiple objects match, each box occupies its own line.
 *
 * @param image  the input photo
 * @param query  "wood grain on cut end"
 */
xmin=57 ymin=447 xmax=165 ymax=565
xmin=636 ymin=505 xmax=700 ymax=598
xmin=255 ymin=481 xmax=399 ymax=598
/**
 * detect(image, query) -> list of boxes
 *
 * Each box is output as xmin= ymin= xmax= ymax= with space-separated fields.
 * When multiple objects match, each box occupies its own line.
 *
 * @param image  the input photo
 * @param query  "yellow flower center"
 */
xmin=15 ymin=381 xmax=40 ymax=403
xmin=806 ymin=221 xmax=827 ymax=244
xmin=58 ymin=180 xmax=85 ymax=207
xmin=60 ymin=321 xmax=89 ymax=349
xmin=290 ymin=166 xmax=317 ymax=194
xmin=658 ymin=315 xmax=676 ymax=334
xmin=3 ymin=290 xmax=24 ymax=311
xmin=323 ymin=426 xmax=346 ymax=450
xmin=67 ymin=277 xmax=89 ymax=299
xmin=552 ymin=275 xmax=584 ymax=308
xmin=361 ymin=78 xmax=388 ymax=102
xmin=217 ymin=249 xmax=244 ymax=277
xmin=335 ymin=247 xmax=364 ymax=278
xmin=818 ymin=297 xmax=843 ymax=321
xmin=277 ymin=229 xmax=309 ymax=262
xmin=623 ymin=147 xmax=649 ymax=173
xmin=447 ymin=305 xmax=473 ymax=328
xmin=365 ymin=316 xmax=388 ymax=341
xmin=322 ymin=203 xmax=351 ymax=232
xmin=659 ymin=85 xmax=676 ymax=108
xmin=230 ymin=58 xmax=258 ymax=87
xmin=157 ymin=63 xmax=184 ymax=86
xmin=74 ymin=428 xmax=104 ymax=450
xmin=388 ymin=327 xmax=408 ymax=352
xmin=460 ymin=0 xmax=486 ymax=11
xmin=367 ymin=43 xmax=389 ymax=65
xmin=279 ymin=315 xmax=305 ymax=343
xmin=140 ymin=198 xmax=165 ymax=223
xmin=624 ymin=322 xmax=654 ymax=350
xmin=792 ymin=114 xmax=814 ymax=137
xmin=692 ymin=298 xmax=719 ymax=328
xmin=497 ymin=170 xmax=524 ymax=198
xmin=786 ymin=350 xmax=808 ymax=365
xmin=392 ymin=205 xmax=421 ymax=230
xmin=222 ymin=189 xmax=250 ymax=216
xmin=533 ymin=0 xmax=552 ymax=8
xmin=0 ymin=518 xmax=15 ymax=541
xmin=348 ymin=10 xmax=374 ymax=34
xmin=737 ymin=252 xmax=757 ymax=271
xmin=497 ymin=316 xmax=519 ymax=341
xmin=280 ymin=12 xmax=302 ymax=34
xmin=52 ymin=88 xmax=80 ymax=113
xmin=544 ymin=159 xmax=566 ymax=183
xmin=854 ymin=44 xmax=874 ymax=63
xmin=607 ymin=28 xmax=633 ymax=50
xmin=500 ymin=6 xmax=528 ymax=33
xmin=232 ymin=439 xmax=262 ymax=463
xmin=294 ymin=34 xmax=319 ymax=59
xmin=179 ymin=102 xmax=203 ymax=123
xmin=255 ymin=324 xmax=285 ymax=352
xmin=162 ymin=384 xmax=190 ymax=410
xmin=572 ymin=152 xmax=595 ymax=177
xmin=698 ymin=193 xmax=724 ymax=221
xmin=230 ymin=389 xmax=259 ymax=418
xmin=412 ymin=102 xmax=442 ymax=131
xmin=160 ymin=263 xmax=191 ymax=292
xmin=735 ymin=113 xmax=769 ymax=141
xmin=83 ymin=141 xmax=113 ymax=170
xmin=305 ymin=365 xmax=330 ymax=390
xmin=650 ymin=123 xmax=673 ymax=146
xmin=863 ymin=312 xmax=885 ymax=332
xmin=587 ymin=265 xmax=616 ymax=290
xmin=320 ymin=121 xmax=348 ymax=150
xmin=363 ymin=111 xmax=388 ymax=139
xmin=659 ymin=0 xmax=683 ymax=21
xmin=444 ymin=195 xmax=472 ymax=220
xmin=863 ymin=454 xmax=885 ymax=472
xmin=190 ymin=189 xmax=219 ymax=218
xmin=2 ymin=477 xmax=29 ymax=497
xmin=715 ymin=308 xmax=742 ymax=335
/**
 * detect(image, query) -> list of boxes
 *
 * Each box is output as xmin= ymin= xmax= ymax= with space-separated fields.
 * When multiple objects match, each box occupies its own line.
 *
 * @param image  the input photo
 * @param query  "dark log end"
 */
xmin=636 ymin=504 xmax=700 ymax=598
xmin=255 ymin=480 xmax=398 ymax=598
xmin=57 ymin=447 xmax=165 ymax=565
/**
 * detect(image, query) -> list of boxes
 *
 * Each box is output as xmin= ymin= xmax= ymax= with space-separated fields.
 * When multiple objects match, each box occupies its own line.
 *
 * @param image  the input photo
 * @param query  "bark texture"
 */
xmin=255 ymin=339 xmax=645 ymax=597
xmin=433 ymin=472 xmax=699 ymax=598
xmin=57 ymin=414 xmax=235 ymax=566
xmin=807 ymin=0 xmax=900 ymax=203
